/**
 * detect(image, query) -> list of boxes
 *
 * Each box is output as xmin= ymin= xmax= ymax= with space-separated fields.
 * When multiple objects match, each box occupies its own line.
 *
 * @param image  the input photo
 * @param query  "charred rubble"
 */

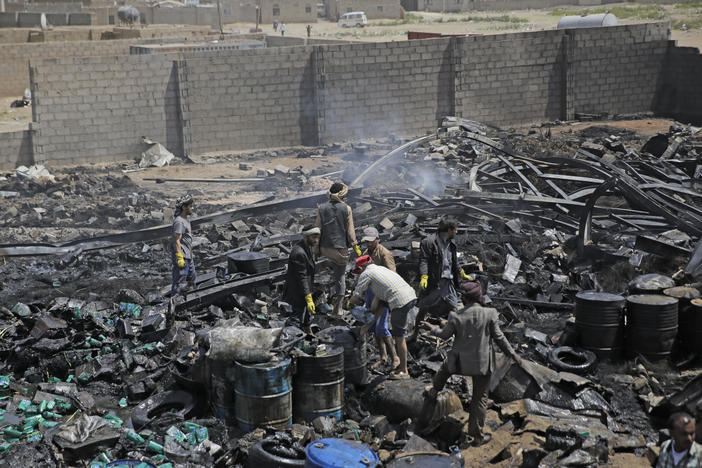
xmin=0 ymin=117 xmax=700 ymax=467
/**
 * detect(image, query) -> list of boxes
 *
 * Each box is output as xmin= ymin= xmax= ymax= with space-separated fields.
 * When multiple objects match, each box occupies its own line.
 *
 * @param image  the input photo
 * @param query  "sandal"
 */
xmin=470 ymin=433 xmax=492 ymax=447
xmin=388 ymin=372 xmax=410 ymax=380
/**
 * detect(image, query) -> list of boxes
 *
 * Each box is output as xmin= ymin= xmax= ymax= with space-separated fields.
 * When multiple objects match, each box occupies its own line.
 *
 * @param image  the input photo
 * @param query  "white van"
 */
xmin=338 ymin=11 xmax=367 ymax=28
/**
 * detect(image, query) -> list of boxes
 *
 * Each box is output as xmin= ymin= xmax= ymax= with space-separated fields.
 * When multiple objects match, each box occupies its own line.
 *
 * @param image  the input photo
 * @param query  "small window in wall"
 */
xmin=305 ymin=4 xmax=311 ymax=12
xmin=273 ymin=4 xmax=280 ymax=16
xmin=377 ymin=5 xmax=383 ymax=11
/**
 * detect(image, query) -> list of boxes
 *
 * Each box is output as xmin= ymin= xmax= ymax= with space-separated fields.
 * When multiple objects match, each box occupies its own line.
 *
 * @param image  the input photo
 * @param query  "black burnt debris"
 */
xmin=0 ymin=116 xmax=700 ymax=467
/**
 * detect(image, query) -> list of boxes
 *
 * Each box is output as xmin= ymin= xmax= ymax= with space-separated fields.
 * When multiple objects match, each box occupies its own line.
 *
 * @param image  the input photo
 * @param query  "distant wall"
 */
xmin=325 ymin=0 xmax=403 ymax=19
xmin=21 ymin=22 xmax=700 ymax=171
xmin=0 ymin=10 xmax=93 ymax=27
xmin=0 ymin=39 xmax=137 ymax=97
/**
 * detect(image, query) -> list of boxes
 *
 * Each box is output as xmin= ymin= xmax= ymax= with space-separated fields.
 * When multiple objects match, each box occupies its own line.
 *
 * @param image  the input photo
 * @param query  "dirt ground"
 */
xmin=0 ymin=96 xmax=31 ymax=130
xmin=227 ymin=2 xmax=702 ymax=50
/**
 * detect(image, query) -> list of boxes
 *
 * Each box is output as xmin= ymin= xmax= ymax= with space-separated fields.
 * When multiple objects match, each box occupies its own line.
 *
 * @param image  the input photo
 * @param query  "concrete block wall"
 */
xmin=0 ymin=39 xmax=138 ymax=97
xmin=656 ymin=44 xmax=702 ymax=125
xmin=321 ymin=39 xmax=454 ymax=142
xmin=0 ymin=130 xmax=34 ymax=169
xmin=569 ymin=23 xmax=670 ymax=117
xmin=181 ymin=46 xmax=318 ymax=153
xmin=458 ymin=29 xmax=566 ymax=125
xmin=22 ymin=22 xmax=692 ymax=169
xmin=30 ymin=53 xmax=184 ymax=165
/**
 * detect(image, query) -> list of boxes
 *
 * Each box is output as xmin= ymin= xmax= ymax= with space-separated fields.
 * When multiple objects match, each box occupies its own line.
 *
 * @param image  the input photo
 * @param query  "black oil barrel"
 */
xmin=575 ymin=291 xmax=625 ymax=359
xmin=228 ymin=251 xmax=270 ymax=274
xmin=682 ymin=298 xmax=702 ymax=355
xmin=626 ymin=294 xmax=678 ymax=360
xmin=316 ymin=326 xmax=368 ymax=385
xmin=293 ymin=345 xmax=345 ymax=423
xmin=628 ymin=274 xmax=674 ymax=295
xmin=208 ymin=357 xmax=236 ymax=426
xmin=664 ymin=287 xmax=700 ymax=352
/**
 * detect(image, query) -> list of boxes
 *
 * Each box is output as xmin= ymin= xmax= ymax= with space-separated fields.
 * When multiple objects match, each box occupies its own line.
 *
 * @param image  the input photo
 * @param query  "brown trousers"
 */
xmin=433 ymin=360 xmax=491 ymax=439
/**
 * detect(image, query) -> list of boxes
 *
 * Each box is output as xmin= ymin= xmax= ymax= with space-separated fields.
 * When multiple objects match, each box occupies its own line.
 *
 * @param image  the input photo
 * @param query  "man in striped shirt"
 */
xmin=347 ymin=255 xmax=417 ymax=380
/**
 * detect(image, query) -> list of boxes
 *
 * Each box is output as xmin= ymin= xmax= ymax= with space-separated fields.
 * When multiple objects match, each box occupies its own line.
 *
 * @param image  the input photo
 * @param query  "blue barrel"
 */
xmin=293 ymin=345 xmax=344 ymax=423
xmin=305 ymin=438 xmax=379 ymax=468
xmin=234 ymin=358 xmax=292 ymax=431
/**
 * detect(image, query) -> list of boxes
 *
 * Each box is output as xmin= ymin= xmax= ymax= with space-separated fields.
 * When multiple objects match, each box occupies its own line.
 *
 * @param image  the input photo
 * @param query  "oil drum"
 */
xmin=626 ymin=294 xmax=678 ymax=360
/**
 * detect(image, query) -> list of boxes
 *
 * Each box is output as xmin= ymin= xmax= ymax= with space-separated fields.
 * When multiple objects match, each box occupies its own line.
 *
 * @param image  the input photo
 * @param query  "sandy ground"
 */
xmin=0 ymin=96 xmax=31 ymax=131
xmin=227 ymin=2 xmax=702 ymax=50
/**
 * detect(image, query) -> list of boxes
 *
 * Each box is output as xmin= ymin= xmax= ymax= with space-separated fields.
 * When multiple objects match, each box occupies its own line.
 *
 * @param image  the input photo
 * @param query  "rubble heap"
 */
xmin=0 ymin=116 xmax=700 ymax=467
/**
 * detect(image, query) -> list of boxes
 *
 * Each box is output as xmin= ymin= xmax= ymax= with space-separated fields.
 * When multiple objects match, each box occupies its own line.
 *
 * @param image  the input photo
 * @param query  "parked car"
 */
xmin=338 ymin=11 xmax=367 ymax=27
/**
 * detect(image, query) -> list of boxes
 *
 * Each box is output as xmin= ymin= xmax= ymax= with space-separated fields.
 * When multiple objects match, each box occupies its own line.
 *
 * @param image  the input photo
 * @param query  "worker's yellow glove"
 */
xmin=345 ymin=299 xmax=353 ymax=310
xmin=460 ymin=270 xmax=473 ymax=281
xmin=305 ymin=294 xmax=316 ymax=314
xmin=353 ymin=245 xmax=362 ymax=257
xmin=176 ymin=252 xmax=186 ymax=269
xmin=419 ymin=275 xmax=429 ymax=290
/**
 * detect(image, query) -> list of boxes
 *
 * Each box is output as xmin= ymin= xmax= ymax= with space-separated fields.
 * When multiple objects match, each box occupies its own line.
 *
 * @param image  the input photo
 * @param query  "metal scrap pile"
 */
xmin=0 ymin=116 xmax=700 ymax=467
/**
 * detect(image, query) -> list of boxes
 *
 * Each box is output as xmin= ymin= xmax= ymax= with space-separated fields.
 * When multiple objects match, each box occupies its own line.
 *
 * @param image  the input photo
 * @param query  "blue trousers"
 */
xmin=365 ymin=289 xmax=390 ymax=337
xmin=171 ymin=251 xmax=196 ymax=295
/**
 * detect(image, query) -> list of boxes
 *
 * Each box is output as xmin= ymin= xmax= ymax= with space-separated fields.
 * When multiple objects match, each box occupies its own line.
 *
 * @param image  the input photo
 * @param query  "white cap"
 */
xmin=361 ymin=226 xmax=379 ymax=242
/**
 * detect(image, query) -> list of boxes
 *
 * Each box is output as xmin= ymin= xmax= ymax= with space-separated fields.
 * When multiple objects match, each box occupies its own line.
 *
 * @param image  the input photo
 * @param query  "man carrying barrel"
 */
xmin=347 ymin=255 xmax=416 ymax=380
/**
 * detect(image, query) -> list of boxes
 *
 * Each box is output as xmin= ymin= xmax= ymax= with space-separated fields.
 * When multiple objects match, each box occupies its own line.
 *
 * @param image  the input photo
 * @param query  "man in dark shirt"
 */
xmin=283 ymin=224 xmax=320 ymax=334
xmin=411 ymin=217 xmax=471 ymax=340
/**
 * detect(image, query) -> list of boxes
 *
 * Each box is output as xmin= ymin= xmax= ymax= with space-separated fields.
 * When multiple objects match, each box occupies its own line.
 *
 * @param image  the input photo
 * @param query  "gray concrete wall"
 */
xmin=30 ymin=53 xmax=183 ymax=166
xmin=655 ymin=43 xmax=702 ymax=125
xmin=0 ymin=39 xmax=138 ymax=97
xmin=20 ymin=22 xmax=695 ymax=171
xmin=0 ymin=130 xmax=34 ymax=169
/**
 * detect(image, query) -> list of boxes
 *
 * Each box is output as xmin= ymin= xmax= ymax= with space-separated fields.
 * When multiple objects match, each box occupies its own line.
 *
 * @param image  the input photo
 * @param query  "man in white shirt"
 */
xmin=657 ymin=412 xmax=702 ymax=468
xmin=347 ymin=256 xmax=416 ymax=380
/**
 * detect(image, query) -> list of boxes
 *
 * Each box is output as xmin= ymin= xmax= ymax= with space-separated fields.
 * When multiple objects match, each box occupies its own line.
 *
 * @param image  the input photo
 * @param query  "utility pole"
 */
xmin=255 ymin=0 xmax=262 ymax=32
xmin=216 ymin=0 xmax=224 ymax=39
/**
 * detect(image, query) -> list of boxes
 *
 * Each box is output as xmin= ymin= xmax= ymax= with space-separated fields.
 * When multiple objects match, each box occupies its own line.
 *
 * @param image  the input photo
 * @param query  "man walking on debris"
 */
xmin=283 ymin=225 xmax=320 ymax=334
xmin=422 ymin=280 xmax=522 ymax=446
xmin=171 ymin=194 xmax=196 ymax=296
xmin=315 ymin=182 xmax=362 ymax=316
xmin=656 ymin=412 xmax=702 ymax=468
xmin=361 ymin=226 xmax=399 ymax=371
xmin=411 ymin=217 xmax=471 ymax=341
xmin=347 ymin=255 xmax=416 ymax=380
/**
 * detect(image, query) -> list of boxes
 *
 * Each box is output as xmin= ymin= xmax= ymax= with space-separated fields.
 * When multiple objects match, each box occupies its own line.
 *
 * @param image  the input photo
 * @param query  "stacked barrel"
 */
xmin=576 ymin=274 xmax=701 ymax=361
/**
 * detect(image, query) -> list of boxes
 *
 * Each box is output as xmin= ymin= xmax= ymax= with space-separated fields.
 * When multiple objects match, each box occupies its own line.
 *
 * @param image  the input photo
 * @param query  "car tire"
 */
xmin=547 ymin=346 xmax=597 ymax=374
xmin=131 ymin=390 xmax=197 ymax=429
xmin=247 ymin=439 xmax=306 ymax=468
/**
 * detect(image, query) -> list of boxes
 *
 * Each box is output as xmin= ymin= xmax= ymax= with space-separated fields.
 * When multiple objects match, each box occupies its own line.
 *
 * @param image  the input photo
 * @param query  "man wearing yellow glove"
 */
xmin=170 ymin=194 xmax=196 ymax=296
xmin=315 ymin=182 xmax=360 ymax=316
xmin=283 ymin=224 xmax=320 ymax=334
xmin=411 ymin=217 xmax=466 ymax=341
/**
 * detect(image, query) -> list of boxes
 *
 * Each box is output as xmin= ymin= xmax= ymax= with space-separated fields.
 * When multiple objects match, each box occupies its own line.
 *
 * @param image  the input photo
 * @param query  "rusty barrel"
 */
xmin=234 ymin=358 xmax=292 ymax=431
xmin=293 ymin=345 xmax=344 ymax=423
xmin=575 ymin=291 xmax=625 ymax=359
xmin=664 ymin=287 xmax=701 ymax=352
xmin=207 ymin=357 xmax=236 ymax=426
xmin=626 ymin=294 xmax=678 ymax=360
xmin=317 ymin=326 xmax=368 ymax=385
